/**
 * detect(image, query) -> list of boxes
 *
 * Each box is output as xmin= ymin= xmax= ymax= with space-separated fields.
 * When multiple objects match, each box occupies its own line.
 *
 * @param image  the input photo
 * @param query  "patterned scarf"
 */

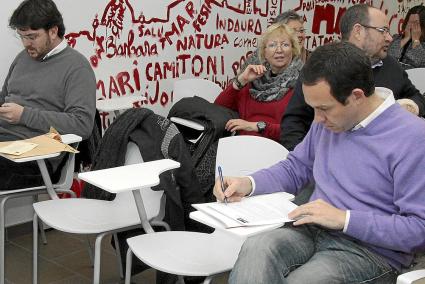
xmin=249 ymin=57 xmax=303 ymax=102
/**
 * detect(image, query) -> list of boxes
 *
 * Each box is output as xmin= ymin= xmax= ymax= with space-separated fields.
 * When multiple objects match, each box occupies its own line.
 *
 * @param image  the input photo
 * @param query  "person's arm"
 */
xmin=251 ymin=122 xmax=317 ymax=196
xmin=344 ymin=137 xmax=425 ymax=253
xmin=0 ymin=82 xmax=6 ymax=106
xmin=215 ymin=64 xmax=266 ymax=111
xmin=213 ymin=123 xmax=317 ymax=203
xmin=404 ymin=42 xmax=425 ymax=68
xmin=214 ymin=83 xmax=242 ymax=111
xmin=238 ymin=49 xmax=260 ymax=76
xmin=262 ymin=122 xmax=281 ymax=141
xmin=20 ymin=66 xmax=96 ymax=139
xmin=0 ymin=58 xmax=18 ymax=105
xmin=280 ymin=79 xmax=314 ymax=150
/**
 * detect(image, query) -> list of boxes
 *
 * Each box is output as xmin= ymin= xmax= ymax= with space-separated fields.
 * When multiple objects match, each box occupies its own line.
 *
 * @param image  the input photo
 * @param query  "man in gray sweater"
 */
xmin=0 ymin=0 xmax=96 ymax=190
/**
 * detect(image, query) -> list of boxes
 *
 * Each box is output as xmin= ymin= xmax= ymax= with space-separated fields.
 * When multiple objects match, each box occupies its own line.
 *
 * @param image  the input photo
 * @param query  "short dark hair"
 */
xmin=402 ymin=5 xmax=425 ymax=41
xmin=300 ymin=42 xmax=375 ymax=104
xmin=273 ymin=10 xmax=303 ymax=24
xmin=339 ymin=4 xmax=370 ymax=40
xmin=9 ymin=0 xmax=65 ymax=38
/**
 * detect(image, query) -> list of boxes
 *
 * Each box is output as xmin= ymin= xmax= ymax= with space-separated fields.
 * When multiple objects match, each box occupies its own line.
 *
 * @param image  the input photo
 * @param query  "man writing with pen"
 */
xmin=213 ymin=42 xmax=425 ymax=283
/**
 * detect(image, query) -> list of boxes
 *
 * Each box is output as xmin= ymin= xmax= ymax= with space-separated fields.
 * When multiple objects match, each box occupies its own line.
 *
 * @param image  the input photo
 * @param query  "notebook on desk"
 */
xmin=192 ymin=192 xmax=297 ymax=229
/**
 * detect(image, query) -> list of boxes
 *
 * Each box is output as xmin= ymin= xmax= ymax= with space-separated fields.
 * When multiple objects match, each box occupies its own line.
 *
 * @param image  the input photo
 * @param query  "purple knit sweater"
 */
xmin=251 ymin=103 xmax=425 ymax=270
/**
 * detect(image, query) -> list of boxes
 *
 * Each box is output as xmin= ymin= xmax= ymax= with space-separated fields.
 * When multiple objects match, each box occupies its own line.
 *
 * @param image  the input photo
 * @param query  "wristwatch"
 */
xmin=257 ymin=121 xmax=267 ymax=133
xmin=233 ymin=76 xmax=245 ymax=90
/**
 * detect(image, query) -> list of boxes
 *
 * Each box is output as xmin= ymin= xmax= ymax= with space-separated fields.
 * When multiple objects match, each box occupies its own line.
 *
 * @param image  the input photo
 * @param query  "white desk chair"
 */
xmin=96 ymin=96 xmax=144 ymax=117
xmin=32 ymin=143 xmax=175 ymax=284
xmin=397 ymin=269 xmax=425 ymax=284
xmin=172 ymin=78 xmax=222 ymax=105
xmin=124 ymin=135 xmax=290 ymax=284
xmin=170 ymin=79 xmax=223 ymax=138
xmin=0 ymin=134 xmax=81 ymax=284
xmin=406 ymin=68 xmax=425 ymax=94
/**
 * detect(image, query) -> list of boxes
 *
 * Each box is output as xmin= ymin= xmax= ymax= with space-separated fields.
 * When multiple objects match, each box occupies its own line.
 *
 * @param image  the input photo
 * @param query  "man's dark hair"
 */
xmin=273 ymin=10 xmax=303 ymax=24
xmin=9 ymin=0 xmax=65 ymax=38
xmin=339 ymin=4 xmax=370 ymax=40
xmin=300 ymin=42 xmax=375 ymax=104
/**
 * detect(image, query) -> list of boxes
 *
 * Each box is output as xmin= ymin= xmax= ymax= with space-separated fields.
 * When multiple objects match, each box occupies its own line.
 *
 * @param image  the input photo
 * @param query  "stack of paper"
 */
xmin=192 ymin=192 xmax=297 ymax=228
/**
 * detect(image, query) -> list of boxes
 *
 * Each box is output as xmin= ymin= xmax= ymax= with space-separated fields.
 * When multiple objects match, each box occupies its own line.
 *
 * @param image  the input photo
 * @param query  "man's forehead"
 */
xmin=17 ymin=28 xmax=43 ymax=34
xmin=368 ymin=8 xmax=389 ymax=26
xmin=302 ymin=81 xmax=337 ymax=107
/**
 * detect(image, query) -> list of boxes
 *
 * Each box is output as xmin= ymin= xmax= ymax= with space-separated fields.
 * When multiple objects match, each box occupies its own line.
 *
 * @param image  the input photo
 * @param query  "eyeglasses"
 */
xmin=293 ymin=28 xmax=306 ymax=34
xmin=16 ymin=32 xmax=41 ymax=41
xmin=360 ymin=24 xmax=390 ymax=35
xmin=266 ymin=41 xmax=291 ymax=51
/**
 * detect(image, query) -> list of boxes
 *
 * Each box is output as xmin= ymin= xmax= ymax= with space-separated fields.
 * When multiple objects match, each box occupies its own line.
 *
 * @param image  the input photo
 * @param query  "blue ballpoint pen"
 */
xmin=218 ymin=166 xmax=228 ymax=205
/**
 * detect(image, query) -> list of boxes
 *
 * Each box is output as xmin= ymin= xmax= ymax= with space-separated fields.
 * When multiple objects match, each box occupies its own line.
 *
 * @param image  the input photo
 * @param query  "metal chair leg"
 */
xmin=32 ymin=196 xmax=47 ymax=245
xmin=150 ymin=220 xmax=171 ymax=231
xmin=0 ymin=197 xmax=7 ymax=284
xmin=124 ymin=248 xmax=133 ymax=284
xmin=203 ymin=276 xmax=213 ymax=284
xmin=177 ymin=275 xmax=186 ymax=284
xmin=85 ymin=235 xmax=94 ymax=266
xmin=32 ymin=214 xmax=39 ymax=284
xmin=93 ymin=232 xmax=107 ymax=284
xmin=113 ymin=233 xmax=124 ymax=279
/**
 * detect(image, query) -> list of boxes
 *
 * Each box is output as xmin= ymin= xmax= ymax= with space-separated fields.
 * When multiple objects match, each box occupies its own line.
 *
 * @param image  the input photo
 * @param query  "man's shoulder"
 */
xmin=381 ymin=55 xmax=402 ymax=70
xmin=12 ymin=49 xmax=32 ymax=64
xmin=58 ymin=46 xmax=92 ymax=68
xmin=382 ymin=105 xmax=425 ymax=136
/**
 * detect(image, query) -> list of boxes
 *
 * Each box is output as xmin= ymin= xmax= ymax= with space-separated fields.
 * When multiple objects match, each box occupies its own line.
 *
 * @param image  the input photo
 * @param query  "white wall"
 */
xmin=1 ymin=0 xmax=424 ymax=130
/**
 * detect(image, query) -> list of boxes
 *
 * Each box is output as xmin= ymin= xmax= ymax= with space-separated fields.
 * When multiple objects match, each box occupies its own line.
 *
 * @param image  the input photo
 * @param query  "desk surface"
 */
xmin=78 ymin=159 xmax=180 ymax=193
xmin=96 ymin=96 xmax=144 ymax=112
xmin=0 ymin=134 xmax=81 ymax=163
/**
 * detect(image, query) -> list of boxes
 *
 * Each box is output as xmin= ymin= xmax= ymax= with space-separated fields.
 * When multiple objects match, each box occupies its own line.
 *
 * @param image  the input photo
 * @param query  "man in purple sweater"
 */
xmin=214 ymin=42 xmax=425 ymax=283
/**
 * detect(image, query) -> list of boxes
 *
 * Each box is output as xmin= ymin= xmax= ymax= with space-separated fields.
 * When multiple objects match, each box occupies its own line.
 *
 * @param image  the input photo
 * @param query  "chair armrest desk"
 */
xmin=78 ymin=159 xmax=180 ymax=233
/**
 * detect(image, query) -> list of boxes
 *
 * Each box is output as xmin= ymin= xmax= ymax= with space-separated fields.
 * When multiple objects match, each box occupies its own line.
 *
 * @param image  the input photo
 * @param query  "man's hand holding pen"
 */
xmin=213 ymin=175 xmax=253 ymax=203
xmin=213 ymin=176 xmax=347 ymax=231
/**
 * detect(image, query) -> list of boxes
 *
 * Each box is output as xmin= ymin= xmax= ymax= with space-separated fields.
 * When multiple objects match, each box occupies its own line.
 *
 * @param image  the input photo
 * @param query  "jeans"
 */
xmin=229 ymin=225 xmax=397 ymax=284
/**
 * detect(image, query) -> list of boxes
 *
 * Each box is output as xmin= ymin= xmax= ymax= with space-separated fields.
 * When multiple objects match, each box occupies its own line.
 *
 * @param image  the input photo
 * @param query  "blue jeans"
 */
xmin=229 ymin=225 xmax=397 ymax=283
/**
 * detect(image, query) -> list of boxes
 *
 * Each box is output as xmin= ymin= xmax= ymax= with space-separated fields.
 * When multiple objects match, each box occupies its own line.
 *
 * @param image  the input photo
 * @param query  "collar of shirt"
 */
xmin=371 ymin=60 xmax=383 ymax=69
xmin=351 ymin=87 xmax=395 ymax=131
xmin=42 ymin=39 xmax=67 ymax=61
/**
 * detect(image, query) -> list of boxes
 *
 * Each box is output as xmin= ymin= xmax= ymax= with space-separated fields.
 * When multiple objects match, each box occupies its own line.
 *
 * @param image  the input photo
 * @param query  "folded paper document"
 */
xmin=0 ymin=141 xmax=38 ymax=156
xmin=192 ymin=192 xmax=298 ymax=228
xmin=0 ymin=129 xmax=78 ymax=160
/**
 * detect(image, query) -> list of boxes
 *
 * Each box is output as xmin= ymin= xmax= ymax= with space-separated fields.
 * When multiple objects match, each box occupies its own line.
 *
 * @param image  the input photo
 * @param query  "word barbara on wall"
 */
xmin=0 ymin=0 xmax=423 ymax=129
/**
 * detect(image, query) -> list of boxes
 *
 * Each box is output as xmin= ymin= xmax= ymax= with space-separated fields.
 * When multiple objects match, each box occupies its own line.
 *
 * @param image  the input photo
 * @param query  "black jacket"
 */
xmin=82 ymin=108 xmax=204 ymax=230
xmin=168 ymin=96 xmax=239 ymax=167
xmin=280 ymin=55 xmax=425 ymax=151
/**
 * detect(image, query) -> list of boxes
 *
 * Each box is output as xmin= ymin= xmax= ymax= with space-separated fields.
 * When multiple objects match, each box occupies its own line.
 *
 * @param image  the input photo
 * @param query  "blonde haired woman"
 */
xmin=214 ymin=23 xmax=303 ymax=141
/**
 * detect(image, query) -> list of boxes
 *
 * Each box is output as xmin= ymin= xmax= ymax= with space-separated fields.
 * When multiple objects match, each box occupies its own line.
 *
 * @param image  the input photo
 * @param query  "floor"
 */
xmin=5 ymin=224 xmax=229 ymax=284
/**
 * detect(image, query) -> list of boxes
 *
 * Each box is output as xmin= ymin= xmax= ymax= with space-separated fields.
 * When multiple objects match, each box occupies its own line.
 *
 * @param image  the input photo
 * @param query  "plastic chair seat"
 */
xmin=127 ymin=231 xmax=243 ymax=277
xmin=33 ymin=190 xmax=162 ymax=234
xmin=406 ymin=68 xmax=425 ymax=94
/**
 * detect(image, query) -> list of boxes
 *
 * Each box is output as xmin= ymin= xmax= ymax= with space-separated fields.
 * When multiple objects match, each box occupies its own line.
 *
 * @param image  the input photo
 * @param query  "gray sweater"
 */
xmin=0 ymin=46 xmax=96 ymax=140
